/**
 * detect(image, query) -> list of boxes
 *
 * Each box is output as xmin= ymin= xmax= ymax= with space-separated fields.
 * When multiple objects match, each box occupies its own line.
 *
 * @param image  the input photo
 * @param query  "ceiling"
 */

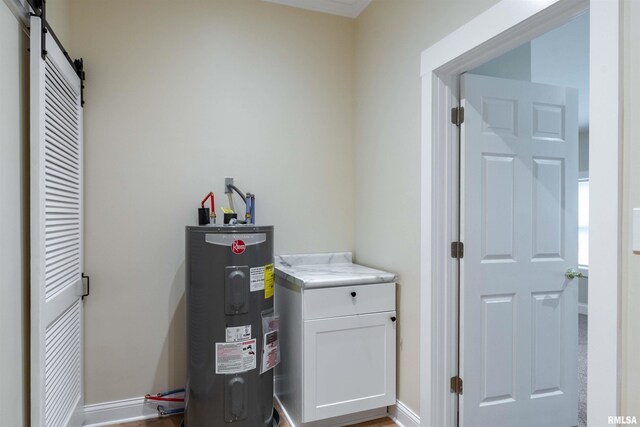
xmin=262 ymin=0 xmax=371 ymax=18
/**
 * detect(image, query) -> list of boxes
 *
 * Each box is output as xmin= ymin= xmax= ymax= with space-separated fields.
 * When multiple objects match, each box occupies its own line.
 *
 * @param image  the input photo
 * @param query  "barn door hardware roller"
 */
xmin=73 ymin=58 xmax=86 ymax=106
xmin=28 ymin=0 xmax=87 ymax=89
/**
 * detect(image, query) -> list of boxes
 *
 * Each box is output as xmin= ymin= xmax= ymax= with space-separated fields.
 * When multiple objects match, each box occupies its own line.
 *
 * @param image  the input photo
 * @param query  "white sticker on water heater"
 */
xmin=226 ymin=325 xmax=252 ymax=342
xmin=250 ymin=266 xmax=265 ymax=291
xmin=215 ymin=339 xmax=257 ymax=374
xmin=260 ymin=330 xmax=280 ymax=374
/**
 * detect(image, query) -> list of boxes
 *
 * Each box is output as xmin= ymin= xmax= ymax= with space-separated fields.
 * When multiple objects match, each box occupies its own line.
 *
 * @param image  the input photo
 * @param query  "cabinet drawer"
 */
xmin=303 ymin=282 xmax=395 ymax=320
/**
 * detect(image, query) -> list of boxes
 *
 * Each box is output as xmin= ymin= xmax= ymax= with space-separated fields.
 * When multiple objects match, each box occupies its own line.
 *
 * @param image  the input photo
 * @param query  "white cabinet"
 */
xmin=275 ymin=278 xmax=396 ymax=427
xmin=303 ymin=311 xmax=396 ymax=422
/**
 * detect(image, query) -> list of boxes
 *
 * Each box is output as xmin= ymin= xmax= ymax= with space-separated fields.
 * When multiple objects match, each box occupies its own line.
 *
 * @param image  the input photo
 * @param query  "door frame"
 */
xmin=419 ymin=1 xmax=622 ymax=426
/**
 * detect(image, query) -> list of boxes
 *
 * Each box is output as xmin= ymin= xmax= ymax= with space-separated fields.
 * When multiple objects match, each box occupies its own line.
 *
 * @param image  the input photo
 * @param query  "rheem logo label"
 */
xmin=231 ymin=240 xmax=246 ymax=254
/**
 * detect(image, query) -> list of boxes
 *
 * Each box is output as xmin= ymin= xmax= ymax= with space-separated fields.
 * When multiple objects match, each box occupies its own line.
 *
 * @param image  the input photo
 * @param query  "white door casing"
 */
xmin=460 ymin=74 xmax=578 ymax=427
xmin=30 ymin=16 xmax=84 ymax=427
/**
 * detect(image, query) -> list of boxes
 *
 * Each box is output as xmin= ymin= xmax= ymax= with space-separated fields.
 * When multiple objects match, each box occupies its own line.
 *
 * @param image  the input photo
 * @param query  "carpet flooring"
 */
xmin=578 ymin=313 xmax=588 ymax=427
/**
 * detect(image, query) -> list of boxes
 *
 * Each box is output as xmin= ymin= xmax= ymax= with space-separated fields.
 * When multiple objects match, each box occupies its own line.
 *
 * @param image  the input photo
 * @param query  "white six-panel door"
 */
xmin=30 ymin=16 xmax=84 ymax=427
xmin=460 ymin=74 xmax=578 ymax=427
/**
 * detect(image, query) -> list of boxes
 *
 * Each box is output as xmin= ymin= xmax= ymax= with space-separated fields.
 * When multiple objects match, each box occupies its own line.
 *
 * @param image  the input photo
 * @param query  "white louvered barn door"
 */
xmin=30 ymin=16 xmax=84 ymax=427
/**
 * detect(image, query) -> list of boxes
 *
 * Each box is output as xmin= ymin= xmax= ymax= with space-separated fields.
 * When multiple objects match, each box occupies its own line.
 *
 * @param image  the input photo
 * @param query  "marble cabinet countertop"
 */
xmin=274 ymin=252 xmax=397 ymax=289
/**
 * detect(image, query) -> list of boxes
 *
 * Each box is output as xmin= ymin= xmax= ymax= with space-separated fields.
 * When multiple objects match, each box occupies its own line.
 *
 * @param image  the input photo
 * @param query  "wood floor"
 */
xmin=112 ymin=396 xmax=397 ymax=427
xmin=112 ymin=404 xmax=398 ymax=427
xmin=114 ymin=417 xmax=396 ymax=427
xmin=112 ymin=416 xmax=397 ymax=427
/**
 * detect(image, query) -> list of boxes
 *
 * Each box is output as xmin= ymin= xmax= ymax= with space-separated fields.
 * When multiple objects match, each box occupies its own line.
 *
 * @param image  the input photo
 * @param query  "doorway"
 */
xmin=456 ymin=13 xmax=589 ymax=426
xmin=419 ymin=1 xmax=621 ymax=427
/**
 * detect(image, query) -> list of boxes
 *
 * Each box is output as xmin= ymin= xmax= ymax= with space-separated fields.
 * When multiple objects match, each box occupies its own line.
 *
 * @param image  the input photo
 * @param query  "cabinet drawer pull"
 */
xmin=351 ymin=291 xmax=357 ymax=297
xmin=390 ymin=316 xmax=396 ymax=322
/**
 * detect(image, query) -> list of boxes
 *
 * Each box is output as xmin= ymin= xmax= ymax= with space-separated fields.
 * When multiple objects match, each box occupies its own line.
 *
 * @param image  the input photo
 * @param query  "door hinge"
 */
xmin=450 ymin=376 xmax=463 ymax=395
xmin=451 ymin=241 xmax=464 ymax=259
xmin=451 ymin=106 xmax=464 ymax=126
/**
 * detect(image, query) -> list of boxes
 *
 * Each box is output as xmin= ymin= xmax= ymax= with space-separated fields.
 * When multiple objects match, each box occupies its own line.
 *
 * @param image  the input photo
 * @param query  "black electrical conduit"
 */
xmin=227 ymin=184 xmax=247 ymax=203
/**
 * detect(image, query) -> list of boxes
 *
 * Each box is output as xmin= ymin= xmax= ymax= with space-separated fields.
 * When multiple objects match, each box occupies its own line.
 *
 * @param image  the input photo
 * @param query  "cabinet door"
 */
xmin=303 ymin=311 xmax=396 ymax=422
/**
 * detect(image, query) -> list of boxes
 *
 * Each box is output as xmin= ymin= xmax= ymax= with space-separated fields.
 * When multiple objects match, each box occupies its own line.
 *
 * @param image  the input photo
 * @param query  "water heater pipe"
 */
xmin=245 ymin=193 xmax=252 ymax=222
xmin=201 ymin=192 xmax=216 ymax=222
xmin=250 ymin=194 xmax=255 ymax=224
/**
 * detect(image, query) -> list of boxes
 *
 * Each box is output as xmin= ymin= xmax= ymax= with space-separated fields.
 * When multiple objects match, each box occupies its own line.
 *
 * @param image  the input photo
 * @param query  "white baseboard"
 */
xmin=85 ymin=396 xmax=419 ymax=427
xmin=387 ymin=401 xmax=420 ymax=427
xmin=579 ymin=302 xmax=588 ymax=316
xmin=276 ymin=393 xmax=387 ymax=427
xmin=83 ymin=397 xmax=180 ymax=427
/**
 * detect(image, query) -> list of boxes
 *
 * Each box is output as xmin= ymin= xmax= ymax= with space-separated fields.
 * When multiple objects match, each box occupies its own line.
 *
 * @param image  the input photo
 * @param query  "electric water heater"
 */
xmin=184 ymin=225 xmax=276 ymax=426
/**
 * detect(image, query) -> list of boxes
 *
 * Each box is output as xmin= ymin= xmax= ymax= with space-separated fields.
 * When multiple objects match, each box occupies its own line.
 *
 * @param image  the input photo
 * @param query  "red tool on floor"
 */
xmin=144 ymin=387 xmax=185 ymax=402
xmin=145 ymin=388 xmax=185 ymax=416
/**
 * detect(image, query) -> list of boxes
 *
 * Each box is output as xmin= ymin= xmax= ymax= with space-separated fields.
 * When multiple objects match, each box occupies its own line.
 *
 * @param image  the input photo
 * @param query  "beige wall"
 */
xmin=47 ymin=0 xmax=73 ymax=47
xmin=67 ymin=0 xmax=355 ymax=404
xmin=622 ymin=0 xmax=640 ymax=416
xmin=353 ymin=0 xmax=500 ymax=414
xmin=0 ymin=4 xmax=28 ymax=425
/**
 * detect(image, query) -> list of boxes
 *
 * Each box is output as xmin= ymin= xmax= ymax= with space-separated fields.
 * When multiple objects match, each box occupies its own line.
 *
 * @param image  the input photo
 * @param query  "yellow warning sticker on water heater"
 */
xmin=264 ymin=263 xmax=274 ymax=299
